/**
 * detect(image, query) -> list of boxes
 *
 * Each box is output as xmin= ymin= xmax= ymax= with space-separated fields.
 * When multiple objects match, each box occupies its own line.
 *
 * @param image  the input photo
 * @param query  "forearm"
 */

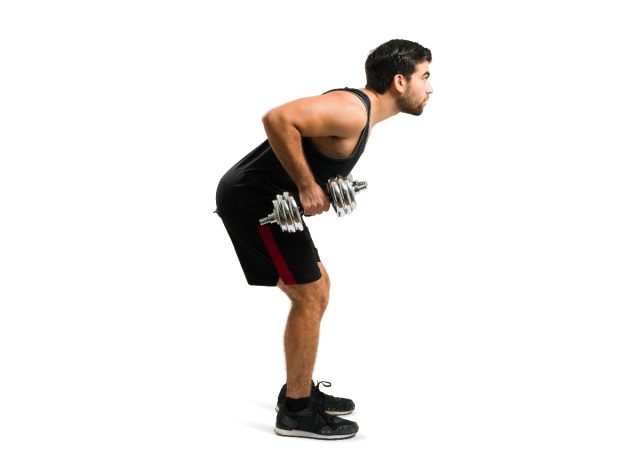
xmin=262 ymin=113 xmax=316 ymax=190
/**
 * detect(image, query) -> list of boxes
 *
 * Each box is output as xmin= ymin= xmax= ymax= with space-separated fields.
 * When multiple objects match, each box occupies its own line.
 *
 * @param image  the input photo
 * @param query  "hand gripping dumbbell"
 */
xmin=259 ymin=174 xmax=368 ymax=233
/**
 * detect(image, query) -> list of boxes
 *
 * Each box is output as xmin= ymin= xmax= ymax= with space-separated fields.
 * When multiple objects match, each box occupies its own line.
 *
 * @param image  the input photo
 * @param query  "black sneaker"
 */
xmin=276 ymin=380 xmax=355 ymax=416
xmin=274 ymin=382 xmax=359 ymax=440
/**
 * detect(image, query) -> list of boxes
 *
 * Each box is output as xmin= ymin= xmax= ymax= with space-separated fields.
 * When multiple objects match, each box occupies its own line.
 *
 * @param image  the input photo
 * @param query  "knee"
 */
xmin=309 ymin=287 xmax=331 ymax=313
xmin=316 ymin=273 xmax=330 ymax=311
xmin=292 ymin=283 xmax=330 ymax=314
xmin=323 ymin=270 xmax=331 ymax=292
xmin=316 ymin=285 xmax=330 ymax=312
xmin=317 ymin=262 xmax=330 ymax=288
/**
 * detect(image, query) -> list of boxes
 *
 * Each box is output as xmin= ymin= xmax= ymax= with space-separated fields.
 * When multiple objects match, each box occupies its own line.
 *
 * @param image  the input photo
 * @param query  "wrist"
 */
xmin=296 ymin=179 xmax=317 ymax=192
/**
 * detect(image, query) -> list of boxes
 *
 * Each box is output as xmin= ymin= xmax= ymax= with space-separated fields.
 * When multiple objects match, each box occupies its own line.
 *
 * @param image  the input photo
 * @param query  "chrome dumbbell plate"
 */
xmin=327 ymin=174 xmax=368 ymax=217
xmin=259 ymin=192 xmax=304 ymax=232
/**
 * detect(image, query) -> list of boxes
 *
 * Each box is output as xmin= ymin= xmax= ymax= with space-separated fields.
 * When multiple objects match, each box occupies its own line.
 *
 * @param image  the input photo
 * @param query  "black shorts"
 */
xmin=217 ymin=213 xmax=322 ymax=287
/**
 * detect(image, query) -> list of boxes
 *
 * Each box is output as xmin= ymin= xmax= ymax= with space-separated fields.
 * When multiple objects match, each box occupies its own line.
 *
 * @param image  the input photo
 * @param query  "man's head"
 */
xmin=365 ymin=39 xmax=433 ymax=115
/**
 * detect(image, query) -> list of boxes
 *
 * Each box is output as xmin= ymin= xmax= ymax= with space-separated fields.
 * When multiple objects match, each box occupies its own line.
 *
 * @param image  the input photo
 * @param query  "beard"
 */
xmin=398 ymin=92 xmax=426 ymax=116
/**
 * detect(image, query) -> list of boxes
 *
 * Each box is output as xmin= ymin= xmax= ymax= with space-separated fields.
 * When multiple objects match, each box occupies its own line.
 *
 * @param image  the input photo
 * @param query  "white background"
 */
xmin=1 ymin=0 xmax=639 ymax=466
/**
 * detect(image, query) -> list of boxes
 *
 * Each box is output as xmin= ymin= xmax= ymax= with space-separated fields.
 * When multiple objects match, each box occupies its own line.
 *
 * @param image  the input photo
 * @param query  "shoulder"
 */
xmin=263 ymin=89 xmax=368 ymax=139
xmin=315 ymin=89 xmax=368 ymax=130
xmin=323 ymin=88 xmax=368 ymax=113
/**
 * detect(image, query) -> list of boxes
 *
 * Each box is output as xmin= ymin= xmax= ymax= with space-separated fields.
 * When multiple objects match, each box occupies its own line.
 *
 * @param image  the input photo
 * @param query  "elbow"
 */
xmin=261 ymin=110 xmax=274 ymax=132
xmin=262 ymin=109 xmax=278 ymax=125
xmin=261 ymin=110 xmax=273 ymax=125
xmin=262 ymin=108 xmax=291 ymax=131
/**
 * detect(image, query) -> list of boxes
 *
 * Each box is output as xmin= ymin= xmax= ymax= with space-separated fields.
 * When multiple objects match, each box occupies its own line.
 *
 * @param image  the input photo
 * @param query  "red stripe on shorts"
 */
xmin=257 ymin=225 xmax=296 ymax=285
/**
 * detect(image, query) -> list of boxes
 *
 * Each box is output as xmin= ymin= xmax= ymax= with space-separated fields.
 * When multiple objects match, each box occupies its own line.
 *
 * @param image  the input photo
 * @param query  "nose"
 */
xmin=426 ymin=81 xmax=433 ymax=95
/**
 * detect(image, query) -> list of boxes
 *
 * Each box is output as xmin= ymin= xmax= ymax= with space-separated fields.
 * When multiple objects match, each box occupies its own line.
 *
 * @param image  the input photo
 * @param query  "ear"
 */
xmin=391 ymin=73 xmax=409 ymax=94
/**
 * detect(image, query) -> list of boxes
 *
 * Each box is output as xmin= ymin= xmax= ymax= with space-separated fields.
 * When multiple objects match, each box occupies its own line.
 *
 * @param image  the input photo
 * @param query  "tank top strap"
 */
xmin=322 ymin=87 xmax=371 ymax=128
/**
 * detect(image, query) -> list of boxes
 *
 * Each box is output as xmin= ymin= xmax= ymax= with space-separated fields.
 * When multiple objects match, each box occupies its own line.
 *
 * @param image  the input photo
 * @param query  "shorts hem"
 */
xmin=246 ymin=271 xmax=322 ymax=287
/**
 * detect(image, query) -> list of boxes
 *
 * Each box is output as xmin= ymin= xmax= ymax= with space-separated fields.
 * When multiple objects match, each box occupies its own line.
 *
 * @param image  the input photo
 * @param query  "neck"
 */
xmin=359 ymin=87 xmax=400 ymax=127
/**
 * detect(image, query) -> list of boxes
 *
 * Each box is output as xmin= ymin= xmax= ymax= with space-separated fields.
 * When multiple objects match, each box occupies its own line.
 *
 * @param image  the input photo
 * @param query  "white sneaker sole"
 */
xmin=275 ymin=406 xmax=353 ymax=416
xmin=274 ymin=427 xmax=357 ymax=440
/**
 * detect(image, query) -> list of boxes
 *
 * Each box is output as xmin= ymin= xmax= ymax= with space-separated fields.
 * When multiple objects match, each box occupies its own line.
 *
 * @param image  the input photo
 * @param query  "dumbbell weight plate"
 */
xmin=274 ymin=193 xmax=303 ymax=233
xmin=328 ymin=176 xmax=356 ymax=217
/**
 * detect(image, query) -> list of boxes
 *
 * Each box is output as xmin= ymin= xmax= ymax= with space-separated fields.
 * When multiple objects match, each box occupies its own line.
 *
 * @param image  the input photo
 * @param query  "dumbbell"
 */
xmin=259 ymin=174 xmax=368 ymax=232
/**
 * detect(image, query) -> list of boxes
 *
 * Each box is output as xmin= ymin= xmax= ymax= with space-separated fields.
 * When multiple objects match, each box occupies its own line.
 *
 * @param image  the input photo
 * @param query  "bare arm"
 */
xmin=262 ymin=92 xmax=366 ymax=216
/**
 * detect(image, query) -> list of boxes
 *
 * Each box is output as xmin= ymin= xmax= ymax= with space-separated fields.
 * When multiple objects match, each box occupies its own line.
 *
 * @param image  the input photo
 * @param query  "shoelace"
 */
xmin=312 ymin=381 xmax=332 ymax=405
xmin=314 ymin=380 xmax=332 ymax=394
xmin=311 ymin=381 xmax=339 ymax=424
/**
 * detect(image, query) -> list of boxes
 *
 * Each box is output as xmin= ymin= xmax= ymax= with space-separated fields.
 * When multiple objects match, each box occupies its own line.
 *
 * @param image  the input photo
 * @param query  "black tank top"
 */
xmin=216 ymin=87 xmax=371 ymax=220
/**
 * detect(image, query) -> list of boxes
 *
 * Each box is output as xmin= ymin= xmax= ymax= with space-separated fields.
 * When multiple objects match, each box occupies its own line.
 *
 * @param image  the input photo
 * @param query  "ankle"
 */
xmin=285 ymin=396 xmax=311 ymax=412
xmin=285 ymin=379 xmax=313 ymax=398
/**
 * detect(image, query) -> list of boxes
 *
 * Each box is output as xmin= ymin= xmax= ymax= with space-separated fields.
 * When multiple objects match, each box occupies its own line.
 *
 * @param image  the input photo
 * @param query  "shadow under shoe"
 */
xmin=276 ymin=380 xmax=355 ymax=416
xmin=274 ymin=386 xmax=359 ymax=440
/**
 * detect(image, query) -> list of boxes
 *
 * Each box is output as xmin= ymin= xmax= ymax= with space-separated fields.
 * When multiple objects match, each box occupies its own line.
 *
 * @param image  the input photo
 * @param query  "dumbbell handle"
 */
xmin=277 ymin=179 xmax=366 ymax=216
xmin=278 ymin=180 xmax=367 ymax=218
xmin=287 ymin=180 xmax=367 ymax=216
xmin=260 ymin=175 xmax=367 ymax=232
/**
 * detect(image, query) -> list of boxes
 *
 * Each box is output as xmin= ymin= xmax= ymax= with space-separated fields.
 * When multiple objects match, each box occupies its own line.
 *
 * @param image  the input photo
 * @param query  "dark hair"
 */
xmin=365 ymin=39 xmax=432 ymax=93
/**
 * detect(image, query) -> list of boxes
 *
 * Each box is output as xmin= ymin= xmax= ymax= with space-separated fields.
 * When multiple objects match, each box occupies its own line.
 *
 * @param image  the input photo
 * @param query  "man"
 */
xmin=215 ymin=39 xmax=432 ymax=440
